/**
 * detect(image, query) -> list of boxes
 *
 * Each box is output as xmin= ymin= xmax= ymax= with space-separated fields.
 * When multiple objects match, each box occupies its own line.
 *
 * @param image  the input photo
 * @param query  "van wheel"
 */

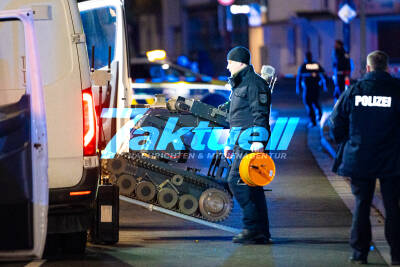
xmin=62 ymin=231 xmax=87 ymax=254
xmin=43 ymin=233 xmax=62 ymax=257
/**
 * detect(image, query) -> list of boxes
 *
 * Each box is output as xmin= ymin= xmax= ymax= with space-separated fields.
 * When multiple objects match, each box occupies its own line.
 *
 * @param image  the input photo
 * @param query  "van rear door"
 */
xmin=79 ymin=0 xmax=131 ymax=151
xmin=0 ymin=0 xmax=89 ymax=189
xmin=0 ymin=9 xmax=48 ymax=260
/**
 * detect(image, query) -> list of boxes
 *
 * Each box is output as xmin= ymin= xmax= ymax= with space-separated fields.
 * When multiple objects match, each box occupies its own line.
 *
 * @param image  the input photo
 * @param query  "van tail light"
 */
xmin=70 ymin=191 xmax=92 ymax=196
xmin=82 ymin=88 xmax=97 ymax=156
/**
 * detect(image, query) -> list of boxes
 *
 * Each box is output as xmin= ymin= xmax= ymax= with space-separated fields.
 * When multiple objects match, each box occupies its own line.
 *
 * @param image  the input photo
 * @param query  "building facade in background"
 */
xmin=162 ymin=0 xmax=252 ymax=77
xmin=263 ymin=0 xmax=400 ymax=78
xmin=125 ymin=0 xmax=400 ymax=78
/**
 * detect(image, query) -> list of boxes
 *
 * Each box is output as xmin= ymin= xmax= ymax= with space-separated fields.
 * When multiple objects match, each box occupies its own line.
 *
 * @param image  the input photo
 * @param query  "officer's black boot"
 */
xmin=232 ymin=229 xmax=270 ymax=244
xmin=348 ymin=256 xmax=368 ymax=265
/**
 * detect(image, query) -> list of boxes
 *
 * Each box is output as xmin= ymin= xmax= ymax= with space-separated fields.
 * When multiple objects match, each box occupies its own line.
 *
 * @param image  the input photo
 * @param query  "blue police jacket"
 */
xmin=227 ymin=65 xmax=271 ymax=144
xmin=330 ymin=70 xmax=400 ymax=178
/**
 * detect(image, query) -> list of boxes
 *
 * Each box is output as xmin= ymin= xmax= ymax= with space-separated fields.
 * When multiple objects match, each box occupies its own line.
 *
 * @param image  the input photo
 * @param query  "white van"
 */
xmin=0 ymin=0 xmax=99 ymax=254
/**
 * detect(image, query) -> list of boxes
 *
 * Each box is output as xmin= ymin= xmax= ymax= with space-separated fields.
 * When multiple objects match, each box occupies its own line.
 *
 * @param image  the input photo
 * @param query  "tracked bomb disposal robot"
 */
xmin=103 ymin=66 xmax=277 ymax=223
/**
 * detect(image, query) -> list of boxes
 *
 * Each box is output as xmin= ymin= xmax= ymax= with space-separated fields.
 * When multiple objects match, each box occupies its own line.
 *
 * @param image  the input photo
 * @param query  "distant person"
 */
xmin=223 ymin=46 xmax=272 ymax=244
xmin=332 ymin=40 xmax=352 ymax=103
xmin=296 ymin=51 xmax=327 ymax=127
xmin=330 ymin=51 xmax=400 ymax=265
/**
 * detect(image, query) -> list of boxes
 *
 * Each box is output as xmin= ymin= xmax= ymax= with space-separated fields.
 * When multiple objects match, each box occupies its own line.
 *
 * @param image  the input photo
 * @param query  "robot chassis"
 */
xmin=103 ymin=96 xmax=235 ymax=222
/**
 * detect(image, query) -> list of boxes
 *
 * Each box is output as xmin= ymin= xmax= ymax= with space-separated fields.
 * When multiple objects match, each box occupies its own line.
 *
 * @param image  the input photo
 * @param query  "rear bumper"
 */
xmin=49 ymin=167 xmax=99 ymax=214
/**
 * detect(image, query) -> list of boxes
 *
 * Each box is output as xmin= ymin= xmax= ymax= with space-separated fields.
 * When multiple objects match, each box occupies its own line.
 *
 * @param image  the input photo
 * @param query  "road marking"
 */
xmin=24 ymin=259 xmax=46 ymax=267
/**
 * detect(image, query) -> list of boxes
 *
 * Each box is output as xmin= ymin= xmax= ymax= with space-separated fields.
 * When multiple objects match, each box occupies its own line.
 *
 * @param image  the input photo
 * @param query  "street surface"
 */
xmin=5 ymin=79 xmax=388 ymax=267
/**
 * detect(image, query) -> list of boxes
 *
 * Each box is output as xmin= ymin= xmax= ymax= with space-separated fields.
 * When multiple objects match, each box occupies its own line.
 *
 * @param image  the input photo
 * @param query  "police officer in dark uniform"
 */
xmin=296 ymin=51 xmax=327 ymax=127
xmin=223 ymin=46 xmax=272 ymax=244
xmin=332 ymin=40 xmax=352 ymax=103
xmin=330 ymin=51 xmax=400 ymax=265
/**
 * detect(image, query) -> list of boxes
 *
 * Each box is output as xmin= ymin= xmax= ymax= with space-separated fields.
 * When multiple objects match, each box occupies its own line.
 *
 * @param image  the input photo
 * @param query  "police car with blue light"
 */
xmin=130 ymin=50 xmax=230 ymax=107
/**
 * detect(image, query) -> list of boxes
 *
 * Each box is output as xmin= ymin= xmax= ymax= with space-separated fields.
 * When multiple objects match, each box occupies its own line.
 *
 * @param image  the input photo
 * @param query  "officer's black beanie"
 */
xmin=227 ymin=46 xmax=251 ymax=65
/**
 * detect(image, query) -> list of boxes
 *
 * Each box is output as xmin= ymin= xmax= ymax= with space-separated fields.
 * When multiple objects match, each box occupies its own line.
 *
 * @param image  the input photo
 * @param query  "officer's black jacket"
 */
xmin=227 ymin=65 xmax=271 ymax=143
xmin=331 ymin=70 xmax=400 ymax=178
xmin=333 ymin=48 xmax=351 ymax=73
xmin=296 ymin=61 xmax=325 ymax=93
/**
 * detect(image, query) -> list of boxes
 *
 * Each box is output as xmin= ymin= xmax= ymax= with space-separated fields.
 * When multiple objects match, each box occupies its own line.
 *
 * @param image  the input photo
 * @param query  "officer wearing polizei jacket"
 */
xmin=296 ymin=51 xmax=327 ymax=127
xmin=223 ymin=46 xmax=272 ymax=244
xmin=330 ymin=51 xmax=400 ymax=265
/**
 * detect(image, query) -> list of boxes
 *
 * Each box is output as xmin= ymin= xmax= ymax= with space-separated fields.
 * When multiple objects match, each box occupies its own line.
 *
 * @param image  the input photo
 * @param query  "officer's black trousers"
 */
xmin=227 ymin=147 xmax=270 ymax=237
xmin=303 ymin=92 xmax=322 ymax=124
xmin=350 ymin=177 xmax=400 ymax=261
xmin=333 ymin=75 xmax=346 ymax=101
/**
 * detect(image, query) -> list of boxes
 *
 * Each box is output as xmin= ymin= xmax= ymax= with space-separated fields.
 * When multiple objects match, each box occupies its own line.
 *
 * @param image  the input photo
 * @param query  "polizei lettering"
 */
xmin=355 ymin=95 xmax=392 ymax=108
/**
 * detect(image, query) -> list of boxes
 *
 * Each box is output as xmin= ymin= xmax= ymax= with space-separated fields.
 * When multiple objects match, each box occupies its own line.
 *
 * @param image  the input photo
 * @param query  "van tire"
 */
xmin=43 ymin=233 xmax=62 ymax=257
xmin=62 ymin=231 xmax=87 ymax=254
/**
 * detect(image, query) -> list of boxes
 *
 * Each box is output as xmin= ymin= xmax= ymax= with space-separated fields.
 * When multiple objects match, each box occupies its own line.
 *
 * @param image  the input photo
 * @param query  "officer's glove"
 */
xmin=250 ymin=142 xmax=264 ymax=153
xmin=224 ymin=146 xmax=233 ymax=159
xmin=218 ymin=101 xmax=230 ymax=112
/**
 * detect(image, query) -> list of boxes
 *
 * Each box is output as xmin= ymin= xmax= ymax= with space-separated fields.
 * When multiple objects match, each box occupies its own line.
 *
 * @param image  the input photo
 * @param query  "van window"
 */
xmin=0 ymin=20 xmax=26 ymax=105
xmin=81 ymin=6 xmax=117 ymax=69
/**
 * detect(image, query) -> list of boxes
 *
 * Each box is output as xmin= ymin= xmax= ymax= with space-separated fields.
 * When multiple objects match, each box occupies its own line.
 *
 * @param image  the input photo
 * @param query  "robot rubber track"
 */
xmin=106 ymin=151 xmax=234 ymax=222
xmin=104 ymin=96 xmax=236 ymax=222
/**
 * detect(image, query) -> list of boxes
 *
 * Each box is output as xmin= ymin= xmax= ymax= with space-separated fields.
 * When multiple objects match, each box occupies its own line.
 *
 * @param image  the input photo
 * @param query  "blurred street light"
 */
xmin=146 ymin=50 xmax=166 ymax=62
xmin=230 ymin=5 xmax=250 ymax=14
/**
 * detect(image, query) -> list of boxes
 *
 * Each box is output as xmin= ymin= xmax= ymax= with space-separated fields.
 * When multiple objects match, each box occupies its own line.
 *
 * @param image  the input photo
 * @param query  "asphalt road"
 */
xmin=5 ymin=79 xmax=388 ymax=267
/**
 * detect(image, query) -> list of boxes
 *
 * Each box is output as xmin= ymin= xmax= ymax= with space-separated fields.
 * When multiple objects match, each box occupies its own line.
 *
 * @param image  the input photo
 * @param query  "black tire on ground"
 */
xmin=61 ymin=231 xmax=88 ymax=254
xmin=43 ymin=233 xmax=62 ymax=257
